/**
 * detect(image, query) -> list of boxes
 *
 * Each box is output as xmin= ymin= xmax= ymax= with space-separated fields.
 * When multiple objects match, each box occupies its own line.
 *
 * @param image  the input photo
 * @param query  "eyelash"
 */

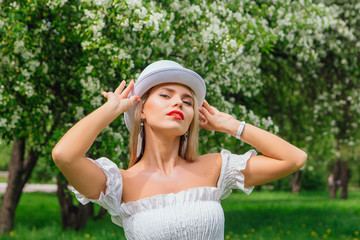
xmin=159 ymin=94 xmax=193 ymax=106
xmin=183 ymin=101 xmax=192 ymax=106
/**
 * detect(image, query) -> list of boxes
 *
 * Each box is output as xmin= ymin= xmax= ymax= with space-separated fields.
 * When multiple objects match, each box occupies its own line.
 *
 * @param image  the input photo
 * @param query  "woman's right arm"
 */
xmin=52 ymin=80 xmax=140 ymax=199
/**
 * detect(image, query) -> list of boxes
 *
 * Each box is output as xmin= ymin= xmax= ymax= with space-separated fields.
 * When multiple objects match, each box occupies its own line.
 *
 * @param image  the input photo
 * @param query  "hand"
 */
xmin=198 ymin=100 xmax=236 ymax=132
xmin=101 ymin=79 xmax=140 ymax=112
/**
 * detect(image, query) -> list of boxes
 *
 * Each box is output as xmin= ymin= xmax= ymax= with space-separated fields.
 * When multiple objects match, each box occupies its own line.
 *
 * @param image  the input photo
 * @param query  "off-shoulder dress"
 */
xmin=72 ymin=149 xmax=256 ymax=240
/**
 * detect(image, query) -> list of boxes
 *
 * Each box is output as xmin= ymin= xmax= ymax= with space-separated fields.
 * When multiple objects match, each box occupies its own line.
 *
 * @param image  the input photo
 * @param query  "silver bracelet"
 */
xmin=235 ymin=121 xmax=246 ymax=140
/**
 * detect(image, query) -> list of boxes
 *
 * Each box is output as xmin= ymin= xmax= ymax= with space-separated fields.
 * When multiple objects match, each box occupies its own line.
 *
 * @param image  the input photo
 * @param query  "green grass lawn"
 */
xmin=0 ymin=190 xmax=359 ymax=240
xmin=222 ymin=190 xmax=360 ymax=240
xmin=0 ymin=141 xmax=11 ymax=172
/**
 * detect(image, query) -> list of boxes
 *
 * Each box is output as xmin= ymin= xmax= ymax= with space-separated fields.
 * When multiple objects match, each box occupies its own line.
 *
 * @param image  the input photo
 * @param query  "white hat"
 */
xmin=124 ymin=60 xmax=206 ymax=131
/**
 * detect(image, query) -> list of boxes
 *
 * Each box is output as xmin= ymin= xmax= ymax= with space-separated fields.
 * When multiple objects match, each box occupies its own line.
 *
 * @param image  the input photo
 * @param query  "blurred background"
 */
xmin=0 ymin=0 xmax=359 ymax=239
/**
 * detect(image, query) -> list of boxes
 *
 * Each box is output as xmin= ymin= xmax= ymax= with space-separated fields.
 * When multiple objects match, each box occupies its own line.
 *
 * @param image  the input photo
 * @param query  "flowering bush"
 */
xmin=0 ymin=0 xmax=358 ymax=166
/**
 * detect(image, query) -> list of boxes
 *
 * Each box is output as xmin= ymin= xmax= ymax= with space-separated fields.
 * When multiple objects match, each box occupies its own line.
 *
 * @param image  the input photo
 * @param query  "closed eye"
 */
xmin=160 ymin=94 xmax=170 ymax=98
xmin=183 ymin=100 xmax=192 ymax=106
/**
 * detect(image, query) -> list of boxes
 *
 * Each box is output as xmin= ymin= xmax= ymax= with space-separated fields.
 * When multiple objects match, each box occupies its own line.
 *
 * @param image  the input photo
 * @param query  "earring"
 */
xmin=136 ymin=120 xmax=144 ymax=158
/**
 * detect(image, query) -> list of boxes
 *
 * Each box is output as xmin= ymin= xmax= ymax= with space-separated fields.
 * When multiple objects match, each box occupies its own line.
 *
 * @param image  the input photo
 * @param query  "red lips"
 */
xmin=166 ymin=110 xmax=184 ymax=120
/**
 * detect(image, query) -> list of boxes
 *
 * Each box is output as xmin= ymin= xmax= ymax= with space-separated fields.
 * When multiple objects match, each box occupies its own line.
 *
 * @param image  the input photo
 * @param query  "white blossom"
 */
xmin=20 ymin=68 xmax=31 ymax=79
xmin=9 ymin=1 xmax=17 ymax=8
xmin=27 ymin=60 xmax=40 ymax=72
xmin=85 ymin=65 xmax=94 ymax=74
xmin=14 ymin=40 xmax=24 ymax=54
xmin=81 ymin=41 xmax=91 ymax=50
xmin=42 ymin=62 xmax=48 ymax=74
xmin=126 ymin=0 xmax=142 ymax=9
xmin=21 ymin=50 xmax=34 ymax=61
xmin=0 ymin=118 xmax=7 ymax=127
xmin=84 ymin=9 xmax=96 ymax=20
xmin=75 ymin=106 xmax=85 ymax=120
xmin=120 ymin=18 xmax=129 ymax=27
xmin=93 ymin=0 xmax=111 ymax=7
xmin=46 ymin=0 xmax=68 ymax=10
xmin=134 ymin=7 xmax=148 ymax=19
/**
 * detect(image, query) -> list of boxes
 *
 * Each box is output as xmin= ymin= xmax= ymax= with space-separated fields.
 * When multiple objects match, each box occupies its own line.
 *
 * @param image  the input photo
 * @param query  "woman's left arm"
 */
xmin=199 ymin=100 xmax=307 ymax=187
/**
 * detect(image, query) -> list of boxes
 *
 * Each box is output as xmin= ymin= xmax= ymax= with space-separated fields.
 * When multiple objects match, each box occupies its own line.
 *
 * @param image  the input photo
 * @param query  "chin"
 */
xmin=148 ymin=122 xmax=188 ymax=136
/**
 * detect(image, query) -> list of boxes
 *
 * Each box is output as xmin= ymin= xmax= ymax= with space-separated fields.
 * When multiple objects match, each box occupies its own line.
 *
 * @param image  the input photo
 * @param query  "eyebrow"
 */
xmin=159 ymin=87 xmax=194 ymax=100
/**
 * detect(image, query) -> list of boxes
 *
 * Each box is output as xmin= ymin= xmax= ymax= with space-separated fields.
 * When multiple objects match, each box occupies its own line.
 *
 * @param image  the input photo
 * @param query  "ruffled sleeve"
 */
xmin=71 ymin=157 xmax=123 ymax=217
xmin=217 ymin=149 xmax=257 ymax=199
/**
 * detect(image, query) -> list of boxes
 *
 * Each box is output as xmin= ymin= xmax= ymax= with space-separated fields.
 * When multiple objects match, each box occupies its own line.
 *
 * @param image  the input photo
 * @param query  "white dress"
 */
xmin=72 ymin=149 xmax=257 ymax=240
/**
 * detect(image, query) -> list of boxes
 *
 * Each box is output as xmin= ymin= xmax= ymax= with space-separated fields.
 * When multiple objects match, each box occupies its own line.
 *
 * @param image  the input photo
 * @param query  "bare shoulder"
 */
xmin=120 ymin=165 xmax=140 ymax=179
xmin=195 ymin=152 xmax=223 ymax=179
xmin=119 ymin=168 xmax=127 ymax=176
xmin=197 ymin=152 xmax=222 ymax=165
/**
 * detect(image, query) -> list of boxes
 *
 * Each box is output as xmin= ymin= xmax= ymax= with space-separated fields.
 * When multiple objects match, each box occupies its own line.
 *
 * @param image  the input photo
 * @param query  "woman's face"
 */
xmin=141 ymin=83 xmax=195 ymax=136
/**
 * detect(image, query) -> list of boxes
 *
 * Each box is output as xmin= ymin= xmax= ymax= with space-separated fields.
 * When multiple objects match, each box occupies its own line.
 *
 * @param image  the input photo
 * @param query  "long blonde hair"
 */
xmin=129 ymin=87 xmax=199 ymax=167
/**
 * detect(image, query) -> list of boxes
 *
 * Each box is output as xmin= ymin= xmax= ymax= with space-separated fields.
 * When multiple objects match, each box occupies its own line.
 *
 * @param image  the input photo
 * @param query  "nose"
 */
xmin=172 ymin=96 xmax=183 ymax=108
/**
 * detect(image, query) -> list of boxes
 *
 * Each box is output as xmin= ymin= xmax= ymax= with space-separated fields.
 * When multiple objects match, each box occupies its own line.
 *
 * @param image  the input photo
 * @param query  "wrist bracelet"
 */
xmin=235 ymin=121 xmax=246 ymax=140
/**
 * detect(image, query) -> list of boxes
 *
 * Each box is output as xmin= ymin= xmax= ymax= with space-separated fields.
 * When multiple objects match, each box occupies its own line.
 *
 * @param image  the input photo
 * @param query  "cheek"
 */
xmin=142 ymin=97 xmax=165 ymax=119
xmin=185 ymin=108 xmax=195 ymax=124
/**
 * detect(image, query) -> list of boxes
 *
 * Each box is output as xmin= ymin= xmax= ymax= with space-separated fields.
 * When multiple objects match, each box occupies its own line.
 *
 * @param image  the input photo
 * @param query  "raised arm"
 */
xmin=52 ymin=80 xmax=140 ymax=199
xmin=199 ymin=100 xmax=307 ymax=187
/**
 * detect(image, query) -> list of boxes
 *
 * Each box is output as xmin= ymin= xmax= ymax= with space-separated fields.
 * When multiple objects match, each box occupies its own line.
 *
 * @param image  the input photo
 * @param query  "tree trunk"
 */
xmin=330 ymin=158 xmax=341 ymax=199
xmin=340 ymin=161 xmax=349 ymax=200
xmin=291 ymin=170 xmax=303 ymax=193
xmin=0 ymin=139 xmax=38 ymax=234
xmin=56 ymin=173 xmax=92 ymax=231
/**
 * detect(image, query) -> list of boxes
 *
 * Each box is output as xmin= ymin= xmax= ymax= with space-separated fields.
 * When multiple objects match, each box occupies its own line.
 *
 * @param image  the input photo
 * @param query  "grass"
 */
xmin=223 ymin=190 xmax=360 ymax=240
xmin=0 ymin=141 xmax=11 ymax=171
xmin=0 ymin=190 xmax=359 ymax=240
xmin=0 ymin=193 xmax=126 ymax=240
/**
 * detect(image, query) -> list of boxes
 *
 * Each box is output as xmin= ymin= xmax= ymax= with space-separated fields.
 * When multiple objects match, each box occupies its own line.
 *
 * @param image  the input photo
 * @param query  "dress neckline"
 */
xmin=121 ymin=185 xmax=220 ymax=206
xmin=120 ymin=150 xmax=229 ymax=205
xmin=118 ymin=185 xmax=224 ymax=217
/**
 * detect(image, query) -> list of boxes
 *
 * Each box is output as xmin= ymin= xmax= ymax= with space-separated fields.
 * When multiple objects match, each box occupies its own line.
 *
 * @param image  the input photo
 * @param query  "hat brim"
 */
xmin=124 ymin=67 xmax=206 ymax=131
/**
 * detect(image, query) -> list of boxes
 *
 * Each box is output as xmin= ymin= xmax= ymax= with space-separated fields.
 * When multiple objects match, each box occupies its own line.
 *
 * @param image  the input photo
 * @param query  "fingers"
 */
xmin=198 ymin=105 xmax=213 ymax=119
xmin=199 ymin=121 xmax=207 ymax=129
xmin=130 ymin=95 xmax=141 ymax=103
xmin=203 ymin=100 xmax=215 ymax=115
xmin=114 ymin=80 xmax=126 ymax=95
xmin=103 ymin=79 xmax=134 ymax=99
xmin=101 ymin=91 xmax=108 ymax=98
xmin=198 ymin=111 xmax=207 ymax=123
xmin=120 ymin=79 xmax=135 ymax=98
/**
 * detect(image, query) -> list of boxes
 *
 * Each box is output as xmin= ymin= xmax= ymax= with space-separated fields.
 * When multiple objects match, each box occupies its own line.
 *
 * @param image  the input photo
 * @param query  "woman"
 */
xmin=52 ymin=60 xmax=307 ymax=239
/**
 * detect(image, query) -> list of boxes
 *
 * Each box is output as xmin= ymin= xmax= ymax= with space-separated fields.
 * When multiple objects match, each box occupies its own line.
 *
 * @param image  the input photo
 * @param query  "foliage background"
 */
xmin=0 ymin=1 xmax=359 ymax=235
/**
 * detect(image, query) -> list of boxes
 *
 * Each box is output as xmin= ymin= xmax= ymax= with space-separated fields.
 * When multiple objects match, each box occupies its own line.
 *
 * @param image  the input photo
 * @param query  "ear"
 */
xmin=141 ymin=110 xmax=146 ymax=120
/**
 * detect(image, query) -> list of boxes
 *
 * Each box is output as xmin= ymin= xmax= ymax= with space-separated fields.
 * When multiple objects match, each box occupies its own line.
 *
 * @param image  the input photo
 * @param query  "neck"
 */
xmin=141 ymin=126 xmax=181 ymax=175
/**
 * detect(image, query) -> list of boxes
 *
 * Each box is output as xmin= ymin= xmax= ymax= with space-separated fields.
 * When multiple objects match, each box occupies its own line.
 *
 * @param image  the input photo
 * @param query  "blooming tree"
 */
xmin=0 ymin=0 xmax=357 ymax=232
xmin=310 ymin=0 xmax=360 ymax=199
xmin=0 ymin=0 xmax=85 ymax=232
xmin=253 ymin=0 xmax=360 ymax=194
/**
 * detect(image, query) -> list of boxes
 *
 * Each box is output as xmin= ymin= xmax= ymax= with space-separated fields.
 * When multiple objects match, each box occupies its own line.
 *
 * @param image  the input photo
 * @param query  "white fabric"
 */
xmin=72 ymin=149 xmax=256 ymax=240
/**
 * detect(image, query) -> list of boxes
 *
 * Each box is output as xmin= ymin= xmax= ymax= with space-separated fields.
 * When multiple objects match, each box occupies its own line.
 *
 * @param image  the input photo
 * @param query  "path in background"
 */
xmin=0 ymin=182 xmax=57 ymax=194
xmin=0 ymin=171 xmax=57 ymax=194
xmin=0 ymin=171 xmax=8 ymax=178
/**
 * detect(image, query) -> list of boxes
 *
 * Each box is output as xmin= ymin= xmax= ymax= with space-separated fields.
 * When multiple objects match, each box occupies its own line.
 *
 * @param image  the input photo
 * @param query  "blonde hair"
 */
xmin=128 ymin=87 xmax=199 ymax=167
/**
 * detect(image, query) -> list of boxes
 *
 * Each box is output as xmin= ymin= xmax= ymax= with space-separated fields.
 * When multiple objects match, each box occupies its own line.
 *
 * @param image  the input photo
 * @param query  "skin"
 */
xmin=52 ymin=80 xmax=307 ymax=203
